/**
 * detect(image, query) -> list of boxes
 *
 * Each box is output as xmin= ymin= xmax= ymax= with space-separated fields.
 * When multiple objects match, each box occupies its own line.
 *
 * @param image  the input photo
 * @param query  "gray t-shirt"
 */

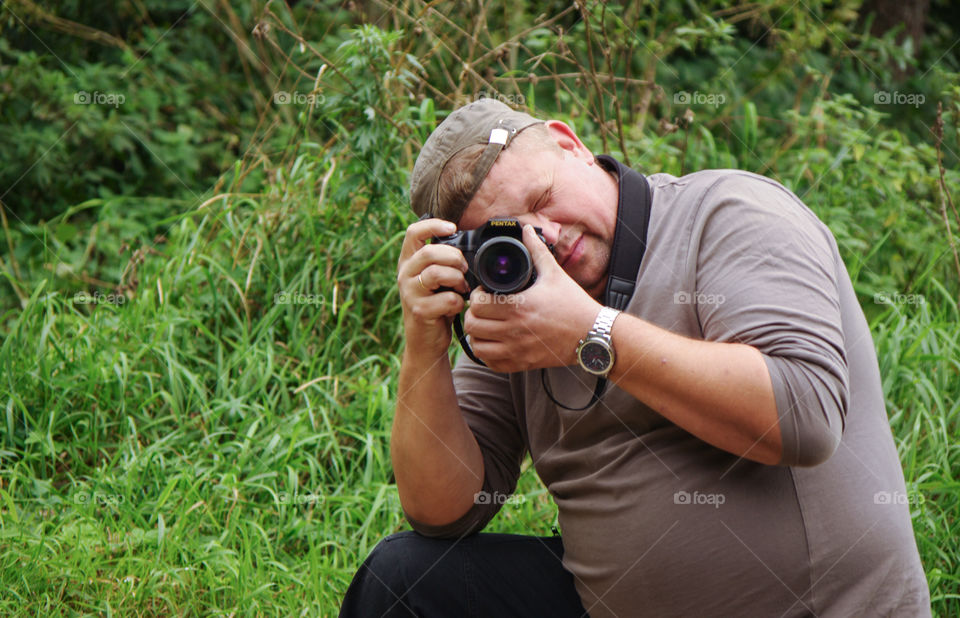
xmin=406 ymin=168 xmax=930 ymax=617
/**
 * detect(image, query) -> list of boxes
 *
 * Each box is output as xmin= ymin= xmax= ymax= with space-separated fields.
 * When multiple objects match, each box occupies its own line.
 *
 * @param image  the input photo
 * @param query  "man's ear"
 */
xmin=544 ymin=119 xmax=594 ymax=162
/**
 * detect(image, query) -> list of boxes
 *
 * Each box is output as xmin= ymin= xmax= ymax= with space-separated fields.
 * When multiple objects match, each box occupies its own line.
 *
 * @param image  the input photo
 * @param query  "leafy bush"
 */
xmin=0 ymin=1 xmax=280 ymax=222
xmin=0 ymin=1 xmax=958 ymax=614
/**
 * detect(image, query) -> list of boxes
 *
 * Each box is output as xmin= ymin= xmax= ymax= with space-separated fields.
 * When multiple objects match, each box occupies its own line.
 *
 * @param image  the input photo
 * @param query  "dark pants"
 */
xmin=339 ymin=531 xmax=588 ymax=617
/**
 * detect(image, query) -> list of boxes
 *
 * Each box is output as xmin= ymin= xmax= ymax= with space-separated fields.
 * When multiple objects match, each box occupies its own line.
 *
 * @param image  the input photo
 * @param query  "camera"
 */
xmin=433 ymin=218 xmax=553 ymax=295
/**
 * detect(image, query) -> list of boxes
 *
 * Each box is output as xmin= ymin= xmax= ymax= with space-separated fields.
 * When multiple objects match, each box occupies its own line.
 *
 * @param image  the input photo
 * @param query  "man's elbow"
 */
xmin=767 ymin=355 xmax=848 ymax=468
xmin=778 ymin=415 xmax=843 ymax=467
xmin=402 ymin=495 xmax=492 ymax=540
xmin=401 ymin=496 xmax=475 ymax=529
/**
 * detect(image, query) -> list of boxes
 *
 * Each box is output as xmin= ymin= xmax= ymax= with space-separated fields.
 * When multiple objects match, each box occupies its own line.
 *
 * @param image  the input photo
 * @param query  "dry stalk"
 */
xmin=934 ymin=102 xmax=960 ymax=295
xmin=0 ymin=199 xmax=27 ymax=303
xmin=8 ymin=0 xmax=129 ymax=49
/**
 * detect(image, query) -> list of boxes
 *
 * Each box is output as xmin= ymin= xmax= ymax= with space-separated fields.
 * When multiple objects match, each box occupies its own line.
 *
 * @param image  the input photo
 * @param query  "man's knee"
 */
xmin=340 ymin=531 xmax=462 ymax=617
xmin=363 ymin=531 xmax=419 ymax=584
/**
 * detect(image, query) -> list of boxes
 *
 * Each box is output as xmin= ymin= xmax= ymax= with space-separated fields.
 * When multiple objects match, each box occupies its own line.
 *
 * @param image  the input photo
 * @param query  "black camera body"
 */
xmin=433 ymin=218 xmax=553 ymax=295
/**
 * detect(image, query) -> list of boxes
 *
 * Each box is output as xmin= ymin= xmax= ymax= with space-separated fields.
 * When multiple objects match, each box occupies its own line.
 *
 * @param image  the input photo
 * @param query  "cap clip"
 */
xmin=489 ymin=128 xmax=509 ymax=145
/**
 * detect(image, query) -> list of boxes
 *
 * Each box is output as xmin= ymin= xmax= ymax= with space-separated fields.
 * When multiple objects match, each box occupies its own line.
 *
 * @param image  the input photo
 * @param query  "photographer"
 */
xmin=340 ymin=99 xmax=929 ymax=616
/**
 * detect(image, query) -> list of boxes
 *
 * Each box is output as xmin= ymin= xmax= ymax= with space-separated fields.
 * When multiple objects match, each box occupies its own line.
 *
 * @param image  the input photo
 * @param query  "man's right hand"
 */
xmin=397 ymin=218 xmax=471 ymax=355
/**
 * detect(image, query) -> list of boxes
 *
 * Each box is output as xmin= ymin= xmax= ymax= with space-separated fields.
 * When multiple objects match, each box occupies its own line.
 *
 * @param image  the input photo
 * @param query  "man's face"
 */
xmin=458 ymin=122 xmax=620 ymax=299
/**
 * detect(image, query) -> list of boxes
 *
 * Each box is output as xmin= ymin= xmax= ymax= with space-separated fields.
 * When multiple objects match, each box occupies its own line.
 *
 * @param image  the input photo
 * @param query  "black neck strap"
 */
xmin=597 ymin=155 xmax=652 ymax=310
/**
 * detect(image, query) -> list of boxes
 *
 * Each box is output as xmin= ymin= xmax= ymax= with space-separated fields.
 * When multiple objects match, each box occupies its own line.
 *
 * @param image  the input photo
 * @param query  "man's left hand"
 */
xmin=463 ymin=225 xmax=601 ymax=373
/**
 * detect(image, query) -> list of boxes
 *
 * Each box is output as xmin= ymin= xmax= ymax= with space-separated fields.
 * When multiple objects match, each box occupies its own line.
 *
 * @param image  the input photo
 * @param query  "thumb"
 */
xmin=522 ymin=224 xmax=557 ymax=271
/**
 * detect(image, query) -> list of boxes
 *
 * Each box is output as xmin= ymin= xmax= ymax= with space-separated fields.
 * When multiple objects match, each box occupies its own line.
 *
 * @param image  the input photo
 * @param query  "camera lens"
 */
xmin=475 ymin=237 xmax=533 ymax=294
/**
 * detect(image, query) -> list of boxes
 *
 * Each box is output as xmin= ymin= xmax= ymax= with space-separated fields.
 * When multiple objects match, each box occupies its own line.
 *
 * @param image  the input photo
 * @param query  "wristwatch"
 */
xmin=576 ymin=307 xmax=621 ymax=376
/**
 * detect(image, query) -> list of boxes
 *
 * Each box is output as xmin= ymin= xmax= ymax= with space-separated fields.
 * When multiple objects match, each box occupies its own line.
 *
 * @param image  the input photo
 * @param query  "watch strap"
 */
xmin=591 ymin=306 xmax=621 ymax=339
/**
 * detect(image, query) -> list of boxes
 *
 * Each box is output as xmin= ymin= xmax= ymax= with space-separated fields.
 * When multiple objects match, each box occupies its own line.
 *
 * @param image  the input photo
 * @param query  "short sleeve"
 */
xmin=404 ymin=352 xmax=527 ymax=537
xmin=690 ymin=174 xmax=849 ymax=467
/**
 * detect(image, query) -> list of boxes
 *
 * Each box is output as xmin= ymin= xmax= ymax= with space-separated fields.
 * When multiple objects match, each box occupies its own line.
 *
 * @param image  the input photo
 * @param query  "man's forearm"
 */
xmin=391 ymin=344 xmax=485 ymax=525
xmin=608 ymin=313 xmax=782 ymax=464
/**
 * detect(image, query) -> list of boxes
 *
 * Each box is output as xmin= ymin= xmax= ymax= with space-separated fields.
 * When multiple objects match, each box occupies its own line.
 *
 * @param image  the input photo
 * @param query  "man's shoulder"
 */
xmin=641 ymin=167 xmax=837 ymax=266
xmin=646 ymin=168 xmax=795 ymax=199
xmin=647 ymin=168 xmax=815 ymax=222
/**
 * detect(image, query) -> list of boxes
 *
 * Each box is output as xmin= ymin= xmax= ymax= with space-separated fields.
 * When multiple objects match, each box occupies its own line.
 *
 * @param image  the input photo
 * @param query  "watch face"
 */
xmin=579 ymin=341 xmax=612 ymax=374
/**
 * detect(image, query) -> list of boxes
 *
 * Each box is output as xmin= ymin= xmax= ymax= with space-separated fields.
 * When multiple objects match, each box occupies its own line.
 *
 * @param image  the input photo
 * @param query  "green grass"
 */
xmin=1 ymin=159 xmax=958 ymax=615
xmin=872 ymin=285 xmax=960 ymax=609
xmin=0 ymin=160 xmax=413 ymax=614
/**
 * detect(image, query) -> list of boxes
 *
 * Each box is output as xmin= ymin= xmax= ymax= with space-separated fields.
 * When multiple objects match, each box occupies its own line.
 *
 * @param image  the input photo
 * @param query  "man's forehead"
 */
xmin=461 ymin=152 xmax=544 ymax=228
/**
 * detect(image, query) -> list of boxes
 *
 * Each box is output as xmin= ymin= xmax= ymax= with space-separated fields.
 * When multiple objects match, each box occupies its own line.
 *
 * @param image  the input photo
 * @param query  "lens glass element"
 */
xmin=476 ymin=237 xmax=533 ymax=294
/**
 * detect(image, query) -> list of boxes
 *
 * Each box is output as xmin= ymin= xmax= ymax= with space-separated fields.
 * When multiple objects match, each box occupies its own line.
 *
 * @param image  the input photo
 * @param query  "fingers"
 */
xmin=418 ymin=263 xmax=470 ymax=295
xmin=466 ymin=332 xmax=537 ymax=373
xmin=463 ymin=297 xmax=520 ymax=337
xmin=522 ymin=224 xmax=557 ymax=270
xmin=407 ymin=290 xmax=466 ymax=322
xmin=397 ymin=218 xmax=470 ymax=299
xmin=397 ymin=219 xmax=469 ymax=289
xmin=400 ymin=263 xmax=467 ymax=325
xmin=402 ymin=244 xmax=470 ymax=286
xmin=398 ymin=218 xmax=457 ymax=264
xmin=466 ymin=287 xmax=521 ymax=319
xmin=396 ymin=219 xmax=470 ymax=354
xmin=397 ymin=219 xmax=472 ymax=329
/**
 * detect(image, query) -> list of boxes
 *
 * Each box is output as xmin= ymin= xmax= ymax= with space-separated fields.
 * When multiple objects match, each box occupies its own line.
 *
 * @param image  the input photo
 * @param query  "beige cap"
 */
xmin=409 ymin=98 xmax=543 ymax=222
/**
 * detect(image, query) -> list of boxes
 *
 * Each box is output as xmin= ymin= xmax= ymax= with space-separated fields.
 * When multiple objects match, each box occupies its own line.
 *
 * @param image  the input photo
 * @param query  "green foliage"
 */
xmin=0 ymin=1 xmax=959 ymax=614
xmin=0 ymin=1 xmax=274 ymax=222
xmin=316 ymin=25 xmax=422 ymax=206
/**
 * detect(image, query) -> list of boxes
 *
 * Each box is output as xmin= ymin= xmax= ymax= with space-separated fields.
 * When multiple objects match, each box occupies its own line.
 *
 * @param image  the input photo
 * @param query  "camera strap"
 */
xmin=454 ymin=316 xmax=485 ymax=366
xmin=598 ymin=155 xmax=651 ymax=312
xmin=542 ymin=155 xmax=651 ymax=410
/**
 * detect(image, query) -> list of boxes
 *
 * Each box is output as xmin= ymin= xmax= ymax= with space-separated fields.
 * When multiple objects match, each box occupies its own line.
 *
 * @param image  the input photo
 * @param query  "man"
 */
xmin=340 ymin=99 xmax=930 ymax=616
